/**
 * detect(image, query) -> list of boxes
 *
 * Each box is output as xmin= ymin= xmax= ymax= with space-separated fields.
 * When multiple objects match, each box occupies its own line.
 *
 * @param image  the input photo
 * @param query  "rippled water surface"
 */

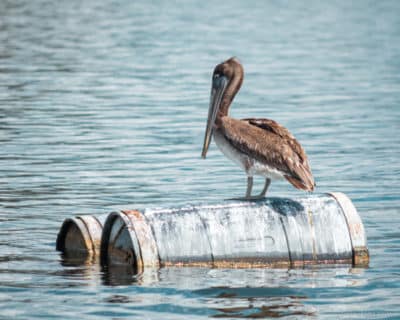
xmin=1 ymin=0 xmax=400 ymax=319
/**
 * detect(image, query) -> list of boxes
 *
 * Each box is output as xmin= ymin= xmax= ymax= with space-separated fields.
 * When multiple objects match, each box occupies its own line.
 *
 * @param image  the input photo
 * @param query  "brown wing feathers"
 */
xmin=221 ymin=117 xmax=315 ymax=191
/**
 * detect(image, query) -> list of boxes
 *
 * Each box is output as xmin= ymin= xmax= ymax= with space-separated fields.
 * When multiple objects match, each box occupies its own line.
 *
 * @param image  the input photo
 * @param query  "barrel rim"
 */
xmin=121 ymin=210 xmax=160 ymax=269
xmin=78 ymin=215 xmax=103 ymax=255
xmin=100 ymin=211 xmax=143 ymax=272
xmin=328 ymin=192 xmax=369 ymax=266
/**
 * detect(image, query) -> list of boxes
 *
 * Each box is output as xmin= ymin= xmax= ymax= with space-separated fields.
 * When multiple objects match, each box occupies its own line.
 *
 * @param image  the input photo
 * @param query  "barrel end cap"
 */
xmin=56 ymin=217 xmax=94 ymax=257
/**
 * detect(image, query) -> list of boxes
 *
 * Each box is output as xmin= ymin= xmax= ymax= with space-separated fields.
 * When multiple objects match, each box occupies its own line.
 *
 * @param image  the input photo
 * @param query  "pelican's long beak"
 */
xmin=201 ymin=75 xmax=228 ymax=158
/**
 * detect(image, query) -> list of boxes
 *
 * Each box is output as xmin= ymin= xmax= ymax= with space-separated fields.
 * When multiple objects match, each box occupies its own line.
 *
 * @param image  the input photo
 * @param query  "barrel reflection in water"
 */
xmin=99 ymin=193 xmax=369 ymax=272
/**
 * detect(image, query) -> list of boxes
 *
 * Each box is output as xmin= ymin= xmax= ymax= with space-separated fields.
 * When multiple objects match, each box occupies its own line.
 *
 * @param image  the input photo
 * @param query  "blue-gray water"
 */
xmin=1 ymin=0 xmax=399 ymax=319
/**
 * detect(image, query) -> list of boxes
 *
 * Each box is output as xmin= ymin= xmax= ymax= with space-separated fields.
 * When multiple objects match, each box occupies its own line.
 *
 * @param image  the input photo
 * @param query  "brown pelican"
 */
xmin=201 ymin=57 xmax=315 ymax=200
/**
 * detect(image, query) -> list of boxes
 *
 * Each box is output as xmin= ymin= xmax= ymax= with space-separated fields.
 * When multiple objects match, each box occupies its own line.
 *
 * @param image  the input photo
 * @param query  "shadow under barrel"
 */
xmin=98 ymin=192 xmax=369 ymax=272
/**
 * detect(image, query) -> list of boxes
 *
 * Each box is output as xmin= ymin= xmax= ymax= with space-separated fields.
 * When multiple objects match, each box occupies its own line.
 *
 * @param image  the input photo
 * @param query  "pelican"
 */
xmin=201 ymin=57 xmax=315 ymax=200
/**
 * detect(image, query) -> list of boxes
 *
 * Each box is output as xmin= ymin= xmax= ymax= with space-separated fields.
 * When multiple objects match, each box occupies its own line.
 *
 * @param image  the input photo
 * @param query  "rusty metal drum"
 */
xmin=56 ymin=214 xmax=107 ymax=258
xmin=99 ymin=192 xmax=369 ymax=272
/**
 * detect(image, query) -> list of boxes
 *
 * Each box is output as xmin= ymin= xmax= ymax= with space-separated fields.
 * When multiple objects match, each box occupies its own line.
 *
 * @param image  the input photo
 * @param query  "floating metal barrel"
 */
xmin=99 ymin=192 xmax=369 ymax=272
xmin=56 ymin=214 xmax=107 ymax=258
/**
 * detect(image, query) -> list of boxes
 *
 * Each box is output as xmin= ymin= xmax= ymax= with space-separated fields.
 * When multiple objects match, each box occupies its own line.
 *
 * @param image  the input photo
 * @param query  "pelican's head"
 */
xmin=201 ymin=57 xmax=244 ymax=158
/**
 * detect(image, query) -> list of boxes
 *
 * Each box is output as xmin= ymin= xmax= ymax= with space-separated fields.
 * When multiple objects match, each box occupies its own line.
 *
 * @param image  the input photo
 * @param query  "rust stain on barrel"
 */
xmin=123 ymin=210 xmax=142 ymax=219
xmin=160 ymin=257 xmax=353 ymax=269
xmin=353 ymin=246 xmax=369 ymax=266
xmin=161 ymin=260 xmax=292 ymax=269
xmin=122 ymin=210 xmax=160 ymax=269
xmin=79 ymin=216 xmax=103 ymax=254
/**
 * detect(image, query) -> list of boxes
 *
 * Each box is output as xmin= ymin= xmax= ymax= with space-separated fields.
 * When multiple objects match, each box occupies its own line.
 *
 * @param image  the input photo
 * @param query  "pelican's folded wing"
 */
xmin=221 ymin=117 xmax=315 ymax=191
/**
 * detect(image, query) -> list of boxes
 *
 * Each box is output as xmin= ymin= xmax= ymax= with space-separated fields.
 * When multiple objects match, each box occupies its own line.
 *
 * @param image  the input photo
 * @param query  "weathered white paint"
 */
xmin=58 ymin=194 xmax=369 ymax=269
xmin=97 ymin=194 xmax=368 ymax=269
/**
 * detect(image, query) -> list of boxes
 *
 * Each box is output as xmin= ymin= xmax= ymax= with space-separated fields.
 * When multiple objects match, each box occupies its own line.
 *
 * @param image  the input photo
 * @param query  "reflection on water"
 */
xmin=59 ymin=245 xmax=370 ymax=318
xmin=57 ymin=261 xmax=368 ymax=318
xmin=101 ymin=265 xmax=147 ymax=287
xmin=211 ymin=299 xmax=315 ymax=318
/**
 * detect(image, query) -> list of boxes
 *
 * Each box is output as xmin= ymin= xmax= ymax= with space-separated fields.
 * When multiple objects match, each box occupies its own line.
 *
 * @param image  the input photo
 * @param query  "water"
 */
xmin=1 ymin=0 xmax=399 ymax=318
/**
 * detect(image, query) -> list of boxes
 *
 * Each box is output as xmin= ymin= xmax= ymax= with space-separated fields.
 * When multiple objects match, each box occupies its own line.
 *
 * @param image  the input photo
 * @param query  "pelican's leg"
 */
xmin=258 ymin=178 xmax=271 ymax=198
xmin=242 ymin=177 xmax=270 ymax=201
xmin=245 ymin=176 xmax=253 ymax=198
xmin=229 ymin=176 xmax=269 ymax=201
xmin=228 ymin=176 xmax=254 ymax=201
xmin=228 ymin=177 xmax=270 ymax=201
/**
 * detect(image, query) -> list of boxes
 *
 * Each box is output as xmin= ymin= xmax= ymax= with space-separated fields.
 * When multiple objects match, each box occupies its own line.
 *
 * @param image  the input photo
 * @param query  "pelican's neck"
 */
xmin=218 ymin=68 xmax=243 ymax=117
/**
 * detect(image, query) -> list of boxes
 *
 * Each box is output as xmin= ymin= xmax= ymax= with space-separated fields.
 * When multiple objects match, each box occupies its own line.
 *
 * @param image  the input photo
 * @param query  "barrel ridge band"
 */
xmin=122 ymin=210 xmax=160 ymax=269
xmin=78 ymin=216 xmax=102 ymax=255
xmin=194 ymin=207 xmax=215 ymax=265
xmin=328 ymin=192 xmax=369 ymax=266
xmin=279 ymin=215 xmax=293 ymax=266
xmin=139 ymin=210 xmax=162 ymax=266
